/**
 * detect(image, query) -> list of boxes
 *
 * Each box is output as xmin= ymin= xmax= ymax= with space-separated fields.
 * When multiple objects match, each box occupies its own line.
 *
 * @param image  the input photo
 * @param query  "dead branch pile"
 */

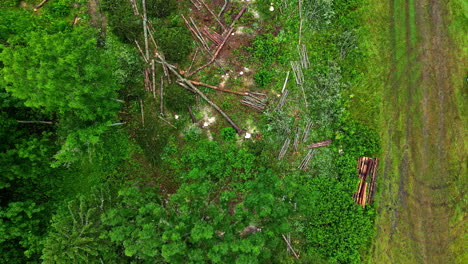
xmin=353 ymin=157 xmax=379 ymax=207
xmin=130 ymin=2 xmax=247 ymax=134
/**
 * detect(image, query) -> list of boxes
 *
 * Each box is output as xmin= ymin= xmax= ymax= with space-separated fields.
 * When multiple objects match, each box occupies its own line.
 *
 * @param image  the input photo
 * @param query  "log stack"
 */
xmin=353 ymin=157 xmax=379 ymax=208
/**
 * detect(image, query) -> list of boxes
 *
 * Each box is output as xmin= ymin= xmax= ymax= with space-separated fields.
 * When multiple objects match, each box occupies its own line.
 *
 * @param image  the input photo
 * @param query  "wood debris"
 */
xmin=282 ymin=234 xmax=299 ymax=259
xmin=278 ymin=138 xmax=291 ymax=160
xmin=33 ymin=0 xmax=48 ymax=11
xmin=353 ymin=157 xmax=379 ymax=208
xmin=298 ymin=44 xmax=310 ymax=69
xmin=276 ymin=89 xmax=289 ymax=111
xmin=302 ymin=120 xmax=313 ymax=143
xmin=242 ymin=92 xmax=267 ymax=111
xmin=298 ymin=149 xmax=316 ymax=170
xmin=307 ymin=139 xmax=332 ymax=149
xmin=293 ymin=126 xmax=301 ymax=151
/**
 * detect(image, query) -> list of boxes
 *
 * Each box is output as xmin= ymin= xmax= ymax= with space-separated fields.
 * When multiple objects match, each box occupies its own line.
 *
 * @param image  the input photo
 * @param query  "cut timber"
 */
xmin=278 ymin=138 xmax=291 ymax=160
xmin=199 ymin=0 xmax=226 ymax=30
xmin=141 ymin=0 xmax=150 ymax=59
xmin=293 ymin=127 xmax=301 ymax=151
xmin=201 ymin=26 xmax=223 ymax=45
xmin=276 ymin=89 xmax=289 ymax=111
xmin=219 ymin=0 xmax=229 ymax=17
xmin=17 ymin=120 xmax=53 ymax=125
xmin=302 ymin=120 xmax=313 ymax=143
xmin=160 ymin=76 xmax=164 ymax=115
xmin=187 ymin=106 xmax=200 ymax=126
xmin=33 ymin=0 xmax=48 ymax=11
xmin=163 ymin=62 xmax=245 ymax=134
xmin=307 ymin=139 xmax=332 ymax=149
xmin=189 ymin=80 xmax=247 ymax=96
xmin=282 ymin=234 xmax=299 ymax=259
xmin=158 ymin=116 xmax=176 ymax=129
xmin=139 ymin=99 xmax=145 ymax=127
xmin=129 ymin=0 xmax=139 ymax=15
xmin=187 ymin=6 xmax=247 ymax=77
xmin=281 ymin=71 xmax=290 ymax=93
xmin=353 ymin=157 xmax=379 ymax=207
xmin=152 ymin=60 xmax=156 ymax=98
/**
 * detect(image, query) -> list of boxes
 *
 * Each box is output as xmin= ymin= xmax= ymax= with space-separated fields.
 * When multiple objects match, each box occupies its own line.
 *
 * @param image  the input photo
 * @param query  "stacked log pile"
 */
xmin=353 ymin=157 xmax=379 ymax=208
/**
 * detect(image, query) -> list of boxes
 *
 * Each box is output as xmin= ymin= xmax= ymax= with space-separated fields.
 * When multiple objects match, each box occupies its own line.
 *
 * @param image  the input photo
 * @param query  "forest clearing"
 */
xmin=0 ymin=0 xmax=465 ymax=263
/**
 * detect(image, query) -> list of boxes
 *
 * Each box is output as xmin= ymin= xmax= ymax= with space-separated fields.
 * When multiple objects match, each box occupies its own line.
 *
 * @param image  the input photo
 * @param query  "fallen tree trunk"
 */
xmin=187 ymin=6 xmax=247 ymax=77
xmin=307 ymin=139 xmax=332 ymax=149
xmin=34 ymin=0 xmax=48 ymax=11
xmin=189 ymin=80 xmax=247 ymax=95
xmin=17 ymin=120 xmax=53 ymax=125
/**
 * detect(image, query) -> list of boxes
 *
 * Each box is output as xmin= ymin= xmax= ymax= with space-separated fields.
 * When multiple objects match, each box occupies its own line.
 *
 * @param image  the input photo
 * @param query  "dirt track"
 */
xmin=372 ymin=0 xmax=466 ymax=263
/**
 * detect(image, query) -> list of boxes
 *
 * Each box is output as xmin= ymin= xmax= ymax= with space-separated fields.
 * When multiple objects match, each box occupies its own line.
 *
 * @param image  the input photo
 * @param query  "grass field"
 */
xmin=364 ymin=0 xmax=467 ymax=263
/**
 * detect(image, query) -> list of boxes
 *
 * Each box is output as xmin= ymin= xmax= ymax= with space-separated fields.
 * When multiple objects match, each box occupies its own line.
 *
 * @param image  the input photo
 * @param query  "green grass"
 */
xmin=364 ymin=0 xmax=467 ymax=263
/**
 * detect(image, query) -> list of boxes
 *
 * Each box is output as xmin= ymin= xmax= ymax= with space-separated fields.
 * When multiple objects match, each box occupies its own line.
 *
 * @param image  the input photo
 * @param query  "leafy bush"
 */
xmin=47 ymin=2 xmax=70 ymax=17
xmin=164 ymin=83 xmax=195 ymax=112
xmin=147 ymin=0 xmax=177 ymax=18
xmin=101 ymin=0 xmax=141 ymax=43
xmin=254 ymin=69 xmax=273 ymax=87
xmin=220 ymin=127 xmax=236 ymax=141
xmin=0 ymin=0 xmax=21 ymax=7
xmin=303 ymin=0 xmax=335 ymax=30
xmin=251 ymin=33 xmax=280 ymax=66
xmin=155 ymin=25 xmax=193 ymax=62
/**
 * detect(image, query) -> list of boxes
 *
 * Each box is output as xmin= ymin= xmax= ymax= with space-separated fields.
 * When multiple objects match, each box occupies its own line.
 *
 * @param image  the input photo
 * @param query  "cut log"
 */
xmin=139 ymin=99 xmax=145 ymax=127
xmin=282 ymin=234 xmax=299 ymax=259
xmin=189 ymin=80 xmax=247 ymax=95
xmin=17 ymin=120 xmax=53 ymax=125
xmin=199 ymin=0 xmax=226 ymax=30
xmin=307 ymin=139 xmax=332 ymax=149
xmin=33 ymin=0 xmax=48 ymax=11
xmin=187 ymin=6 xmax=247 ymax=77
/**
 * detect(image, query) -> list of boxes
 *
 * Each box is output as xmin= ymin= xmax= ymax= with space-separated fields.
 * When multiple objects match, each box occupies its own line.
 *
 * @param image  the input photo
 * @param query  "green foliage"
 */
xmin=0 ymin=28 xmax=121 ymax=121
xmin=47 ymin=1 xmax=71 ymax=17
xmin=303 ymin=0 xmax=335 ymax=29
xmin=250 ymin=33 xmax=284 ymax=87
xmin=147 ymin=0 xmax=177 ymax=18
xmin=164 ymin=83 xmax=195 ymax=112
xmin=300 ymin=176 xmax=374 ymax=264
xmin=220 ymin=127 xmax=236 ymax=141
xmin=304 ymin=62 xmax=345 ymax=126
xmin=0 ymin=200 xmax=46 ymax=261
xmin=254 ymin=69 xmax=273 ymax=88
xmin=42 ymin=184 xmax=123 ymax=263
xmin=251 ymin=33 xmax=280 ymax=66
xmin=155 ymin=25 xmax=193 ymax=62
xmin=0 ymin=0 xmax=21 ymax=8
xmin=102 ymin=186 xmax=164 ymax=261
xmin=101 ymin=0 xmax=141 ymax=43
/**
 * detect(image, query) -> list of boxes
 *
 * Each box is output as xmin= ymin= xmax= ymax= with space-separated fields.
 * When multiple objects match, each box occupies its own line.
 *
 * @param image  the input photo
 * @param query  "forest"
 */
xmin=1 ymin=0 xmax=383 ymax=263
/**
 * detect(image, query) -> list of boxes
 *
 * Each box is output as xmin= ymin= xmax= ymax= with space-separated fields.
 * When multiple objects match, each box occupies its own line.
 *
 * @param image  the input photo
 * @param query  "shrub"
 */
xmin=147 ymin=0 xmax=177 ymax=18
xmin=101 ymin=0 xmax=141 ymax=43
xmin=164 ymin=83 xmax=195 ymax=112
xmin=254 ymin=69 xmax=273 ymax=87
xmin=155 ymin=25 xmax=193 ymax=62
xmin=220 ymin=127 xmax=236 ymax=141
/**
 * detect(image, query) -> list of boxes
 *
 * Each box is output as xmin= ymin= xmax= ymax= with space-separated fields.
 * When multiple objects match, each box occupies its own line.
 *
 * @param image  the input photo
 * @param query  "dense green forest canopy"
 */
xmin=0 ymin=1 xmax=380 ymax=263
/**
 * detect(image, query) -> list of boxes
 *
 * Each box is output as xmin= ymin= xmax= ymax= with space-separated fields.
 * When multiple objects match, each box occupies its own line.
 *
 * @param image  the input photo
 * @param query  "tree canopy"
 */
xmin=0 ymin=28 xmax=120 ymax=121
